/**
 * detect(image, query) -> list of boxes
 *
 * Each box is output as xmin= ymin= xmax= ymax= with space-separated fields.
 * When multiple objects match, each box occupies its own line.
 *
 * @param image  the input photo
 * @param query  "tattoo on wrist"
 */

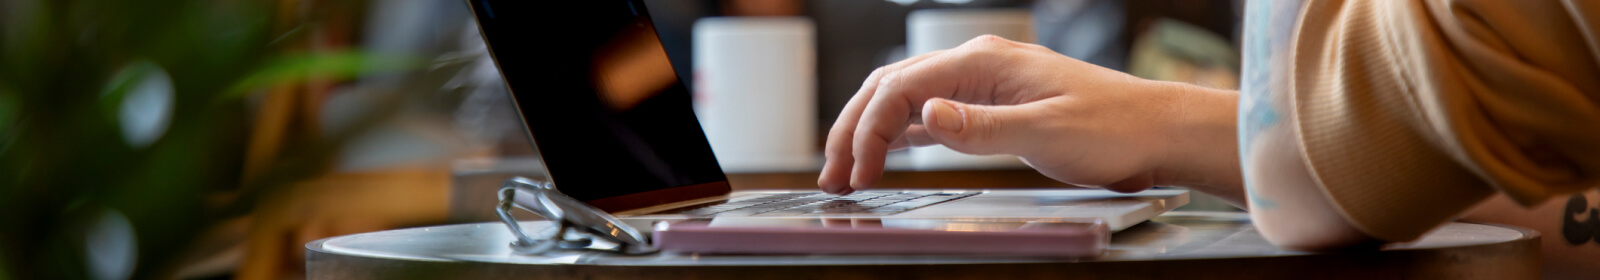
xmin=1562 ymin=191 xmax=1600 ymax=246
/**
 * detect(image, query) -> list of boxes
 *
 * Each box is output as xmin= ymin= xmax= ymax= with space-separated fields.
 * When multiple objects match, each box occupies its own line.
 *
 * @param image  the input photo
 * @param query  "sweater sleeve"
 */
xmin=1290 ymin=0 xmax=1600 ymax=242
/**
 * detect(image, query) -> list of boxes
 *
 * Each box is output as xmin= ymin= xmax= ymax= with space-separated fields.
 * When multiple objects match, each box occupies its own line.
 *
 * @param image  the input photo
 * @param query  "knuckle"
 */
xmin=968 ymin=109 xmax=998 ymax=143
xmin=826 ymin=127 xmax=851 ymax=145
xmin=861 ymin=67 xmax=889 ymax=87
xmin=862 ymin=128 xmax=898 ymax=147
xmin=852 ymin=129 xmax=899 ymax=157
xmin=952 ymin=37 xmax=1013 ymax=64
xmin=875 ymin=70 xmax=907 ymax=89
xmin=1023 ymin=42 xmax=1053 ymax=52
xmin=957 ymin=34 xmax=1017 ymax=53
xmin=824 ymin=139 xmax=850 ymax=156
xmin=871 ymin=65 xmax=912 ymax=89
xmin=868 ymin=66 xmax=889 ymax=79
xmin=968 ymin=34 xmax=1009 ymax=46
xmin=826 ymin=125 xmax=859 ymax=151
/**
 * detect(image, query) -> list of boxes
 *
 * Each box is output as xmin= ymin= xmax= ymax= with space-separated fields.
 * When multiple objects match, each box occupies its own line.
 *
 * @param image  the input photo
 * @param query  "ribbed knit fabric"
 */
xmin=1291 ymin=0 xmax=1600 ymax=242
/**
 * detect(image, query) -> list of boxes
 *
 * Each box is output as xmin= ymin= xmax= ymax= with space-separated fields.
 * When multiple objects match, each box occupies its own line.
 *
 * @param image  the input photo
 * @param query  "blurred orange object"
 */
xmin=227 ymin=1 xmax=453 ymax=277
xmin=236 ymin=167 xmax=450 ymax=280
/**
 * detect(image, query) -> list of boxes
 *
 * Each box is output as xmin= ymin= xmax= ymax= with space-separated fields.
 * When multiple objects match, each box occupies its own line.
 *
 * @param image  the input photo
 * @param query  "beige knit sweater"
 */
xmin=1292 ymin=0 xmax=1600 ymax=242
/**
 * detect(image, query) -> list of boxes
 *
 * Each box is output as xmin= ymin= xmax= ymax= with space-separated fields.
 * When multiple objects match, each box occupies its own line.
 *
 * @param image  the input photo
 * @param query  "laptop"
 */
xmin=464 ymin=0 xmax=1187 ymax=231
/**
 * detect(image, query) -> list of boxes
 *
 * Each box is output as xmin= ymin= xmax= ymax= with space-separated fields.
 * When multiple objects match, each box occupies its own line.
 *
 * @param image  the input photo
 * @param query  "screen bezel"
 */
xmin=463 ymin=0 xmax=732 ymax=213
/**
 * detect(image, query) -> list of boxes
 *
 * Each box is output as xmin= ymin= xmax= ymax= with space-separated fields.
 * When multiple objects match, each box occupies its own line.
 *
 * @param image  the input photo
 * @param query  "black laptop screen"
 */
xmin=468 ymin=0 xmax=728 ymax=203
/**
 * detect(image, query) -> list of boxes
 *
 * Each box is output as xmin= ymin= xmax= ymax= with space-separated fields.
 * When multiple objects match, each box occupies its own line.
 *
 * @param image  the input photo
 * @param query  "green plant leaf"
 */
xmin=218 ymin=51 xmax=424 ymax=101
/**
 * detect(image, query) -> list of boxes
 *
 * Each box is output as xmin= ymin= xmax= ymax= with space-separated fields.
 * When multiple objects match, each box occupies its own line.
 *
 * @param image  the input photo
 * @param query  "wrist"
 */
xmin=1148 ymin=81 xmax=1245 ymax=205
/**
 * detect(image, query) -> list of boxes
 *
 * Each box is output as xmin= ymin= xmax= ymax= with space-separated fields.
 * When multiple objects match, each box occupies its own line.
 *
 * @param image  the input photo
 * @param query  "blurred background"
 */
xmin=0 ymin=0 xmax=1242 ymax=279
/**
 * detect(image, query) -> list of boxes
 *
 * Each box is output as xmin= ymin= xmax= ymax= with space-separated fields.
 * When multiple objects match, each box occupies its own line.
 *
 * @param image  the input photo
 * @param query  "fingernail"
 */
xmin=931 ymin=100 xmax=964 ymax=132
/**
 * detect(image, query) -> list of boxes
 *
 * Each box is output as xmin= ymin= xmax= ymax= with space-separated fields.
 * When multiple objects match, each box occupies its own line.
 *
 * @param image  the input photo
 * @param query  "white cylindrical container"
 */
xmin=693 ymin=17 xmax=818 ymax=173
xmin=905 ymin=9 xmax=1034 ymax=170
xmin=908 ymin=9 xmax=1036 ymax=55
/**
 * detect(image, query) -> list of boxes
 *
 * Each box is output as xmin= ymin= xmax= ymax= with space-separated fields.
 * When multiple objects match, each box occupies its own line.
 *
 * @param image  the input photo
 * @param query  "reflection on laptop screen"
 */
xmin=469 ymin=0 xmax=727 ymax=206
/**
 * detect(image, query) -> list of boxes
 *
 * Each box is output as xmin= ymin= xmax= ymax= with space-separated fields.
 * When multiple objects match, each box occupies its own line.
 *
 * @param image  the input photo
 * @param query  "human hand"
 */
xmin=818 ymin=35 xmax=1240 ymax=197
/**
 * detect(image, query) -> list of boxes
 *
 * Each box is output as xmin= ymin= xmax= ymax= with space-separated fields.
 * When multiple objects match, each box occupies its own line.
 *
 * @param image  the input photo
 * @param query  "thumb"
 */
xmin=921 ymin=98 xmax=1041 ymax=156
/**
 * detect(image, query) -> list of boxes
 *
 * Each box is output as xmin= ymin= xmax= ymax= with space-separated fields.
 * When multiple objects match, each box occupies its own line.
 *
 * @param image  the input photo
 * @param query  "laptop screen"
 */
xmin=468 ymin=0 xmax=730 ymax=211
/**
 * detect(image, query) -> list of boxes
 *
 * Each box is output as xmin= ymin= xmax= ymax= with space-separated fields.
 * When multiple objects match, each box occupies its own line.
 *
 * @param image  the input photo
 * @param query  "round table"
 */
xmin=306 ymin=212 xmax=1539 ymax=279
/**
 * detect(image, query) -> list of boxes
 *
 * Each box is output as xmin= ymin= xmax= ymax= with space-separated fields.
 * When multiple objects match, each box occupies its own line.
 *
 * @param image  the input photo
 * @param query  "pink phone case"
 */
xmin=652 ymin=218 xmax=1108 ymax=257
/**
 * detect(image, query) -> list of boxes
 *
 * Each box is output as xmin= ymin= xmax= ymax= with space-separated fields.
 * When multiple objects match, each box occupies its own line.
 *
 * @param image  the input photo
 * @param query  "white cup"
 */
xmin=905 ymin=9 xmax=1033 ymax=170
xmin=693 ymin=17 xmax=818 ymax=173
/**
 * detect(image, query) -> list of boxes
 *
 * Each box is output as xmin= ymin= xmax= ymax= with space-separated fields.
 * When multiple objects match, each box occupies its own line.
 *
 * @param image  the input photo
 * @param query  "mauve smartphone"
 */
xmin=652 ymin=218 xmax=1108 ymax=257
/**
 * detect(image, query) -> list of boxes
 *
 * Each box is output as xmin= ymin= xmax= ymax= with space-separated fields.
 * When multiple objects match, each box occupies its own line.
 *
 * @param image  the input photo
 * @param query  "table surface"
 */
xmin=307 ymin=211 xmax=1541 ymax=279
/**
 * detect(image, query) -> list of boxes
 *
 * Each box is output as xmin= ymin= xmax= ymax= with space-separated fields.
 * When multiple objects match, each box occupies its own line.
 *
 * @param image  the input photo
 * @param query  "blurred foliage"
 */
xmin=0 ymin=0 xmax=421 ymax=279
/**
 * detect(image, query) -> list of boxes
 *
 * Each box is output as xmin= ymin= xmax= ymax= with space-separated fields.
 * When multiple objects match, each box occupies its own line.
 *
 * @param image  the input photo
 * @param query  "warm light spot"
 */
xmin=592 ymin=20 xmax=678 ymax=112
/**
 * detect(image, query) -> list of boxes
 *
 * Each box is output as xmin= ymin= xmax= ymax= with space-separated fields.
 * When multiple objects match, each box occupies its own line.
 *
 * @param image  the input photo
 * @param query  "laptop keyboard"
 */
xmin=667 ymin=191 xmax=982 ymax=216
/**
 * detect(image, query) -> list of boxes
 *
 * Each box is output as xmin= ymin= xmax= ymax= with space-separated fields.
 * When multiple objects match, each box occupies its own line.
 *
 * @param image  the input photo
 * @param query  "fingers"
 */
xmin=824 ymin=35 xmax=1035 ymax=192
xmin=818 ymin=35 xmax=1181 ymax=196
xmin=849 ymin=52 xmax=976 ymax=189
xmin=919 ymin=98 xmax=1048 ymax=156
xmin=819 ymin=80 xmax=877 ymax=194
xmin=819 ymin=50 xmax=947 ymax=194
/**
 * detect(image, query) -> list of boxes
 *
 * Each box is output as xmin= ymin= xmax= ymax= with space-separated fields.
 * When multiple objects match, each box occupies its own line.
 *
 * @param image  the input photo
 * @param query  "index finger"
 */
xmin=818 ymin=50 xmax=947 ymax=194
xmin=848 ymin=53 xmax=977 ymax=189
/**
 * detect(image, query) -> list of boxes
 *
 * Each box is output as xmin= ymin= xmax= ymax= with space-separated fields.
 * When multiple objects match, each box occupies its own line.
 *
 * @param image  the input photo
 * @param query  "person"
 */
xmin=816 ymin=0 xmax=1599 ymax=277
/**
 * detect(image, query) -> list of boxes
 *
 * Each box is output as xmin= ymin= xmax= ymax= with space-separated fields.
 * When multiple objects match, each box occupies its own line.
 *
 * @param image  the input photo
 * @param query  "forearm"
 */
xmin=1152 ymin=82 xmax=1245 ymax=208
xmin=1146 ymin=81 xmax=1246 ymax=208
xmin=1144 ymin=81 xmax=1376 ymax=252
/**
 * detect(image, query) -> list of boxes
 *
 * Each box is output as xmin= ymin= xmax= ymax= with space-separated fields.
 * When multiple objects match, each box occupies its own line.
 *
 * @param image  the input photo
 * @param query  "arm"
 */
xmin=1239 ymin=96 xmax=1379 ymax=250
xmin=1463 ymin=190 xmax=1600 ymax=279
xmin=814 ymin=35 xmax=1248 ymax=206
xmin=817 ymin=2 xmax=1390 ymax=251
xmin=1243 ymin=0 xmax=1600 ymax=250
xmin=1234 ymin=0 xmax=1378 ymax=250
